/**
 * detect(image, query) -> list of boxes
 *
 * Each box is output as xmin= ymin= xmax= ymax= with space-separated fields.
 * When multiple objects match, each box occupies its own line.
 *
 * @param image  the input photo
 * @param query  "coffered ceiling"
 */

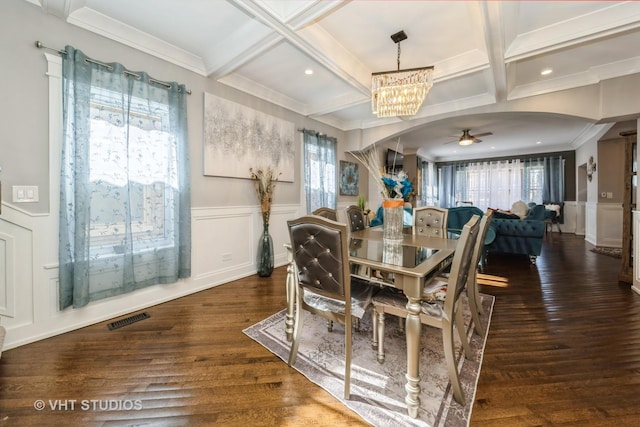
xmin=28 ymin=0 xmax=640 ymax=160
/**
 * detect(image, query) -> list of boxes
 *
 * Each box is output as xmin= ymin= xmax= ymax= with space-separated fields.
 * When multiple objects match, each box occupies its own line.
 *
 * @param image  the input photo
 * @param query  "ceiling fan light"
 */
xmin=458 ymin=129 xmax=474 ymax=146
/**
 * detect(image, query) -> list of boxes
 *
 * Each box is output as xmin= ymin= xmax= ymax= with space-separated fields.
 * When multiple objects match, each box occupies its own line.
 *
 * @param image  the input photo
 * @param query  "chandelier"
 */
xmin=372 ymin=31 xmax=434 ymax=118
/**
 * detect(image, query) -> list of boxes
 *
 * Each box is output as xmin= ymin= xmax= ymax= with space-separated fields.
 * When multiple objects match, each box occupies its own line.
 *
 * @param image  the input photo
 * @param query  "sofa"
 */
xmin=446 ymin=204 xmax=545 ymax=263
xmin=486 ymin=204 xmax=546 ymax=263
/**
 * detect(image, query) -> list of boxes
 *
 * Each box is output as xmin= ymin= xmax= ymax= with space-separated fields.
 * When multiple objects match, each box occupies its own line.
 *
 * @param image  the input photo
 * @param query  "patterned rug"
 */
xmin=243 ymin=294 xmax=494 ymax=427
xmin=590 ymin=247 xmax=622 ymax=258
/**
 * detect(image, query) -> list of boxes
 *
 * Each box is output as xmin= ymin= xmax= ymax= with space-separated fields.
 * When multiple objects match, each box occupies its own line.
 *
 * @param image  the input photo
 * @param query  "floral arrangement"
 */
xmin=382 ymin=171 xmax=413 ymax=200
xmin=249 ymin=167 xmax=281 ymax=226
xmin=349 ymin=146 xmax=413 ymax=200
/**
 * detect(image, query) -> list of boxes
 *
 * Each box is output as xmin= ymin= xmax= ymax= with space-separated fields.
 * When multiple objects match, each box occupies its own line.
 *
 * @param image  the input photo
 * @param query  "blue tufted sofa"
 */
xmin=486 ymin=205 xmax=546 ymax=263
xmin=446 ymin=205 xmax=545 ymax=263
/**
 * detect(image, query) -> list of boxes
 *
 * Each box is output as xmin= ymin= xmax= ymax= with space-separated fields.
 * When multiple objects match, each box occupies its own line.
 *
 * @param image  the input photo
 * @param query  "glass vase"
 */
xmin=382 ymin=198 xmax=404 ymax=241
xmin=257 ymin=224 xmax=274 ymax=277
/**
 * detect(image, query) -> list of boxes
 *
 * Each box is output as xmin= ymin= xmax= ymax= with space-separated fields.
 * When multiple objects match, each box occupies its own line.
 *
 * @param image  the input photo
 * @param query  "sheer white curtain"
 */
xmin=459 ymin=160 xmax=522 ymax=211
xmin=439 ymin=156 xmax=564 ymax=210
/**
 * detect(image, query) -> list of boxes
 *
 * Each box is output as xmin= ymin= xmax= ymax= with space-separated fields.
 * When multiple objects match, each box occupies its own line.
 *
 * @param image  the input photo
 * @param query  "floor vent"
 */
xmin=107 ymin=312 xmax=150 ymax=330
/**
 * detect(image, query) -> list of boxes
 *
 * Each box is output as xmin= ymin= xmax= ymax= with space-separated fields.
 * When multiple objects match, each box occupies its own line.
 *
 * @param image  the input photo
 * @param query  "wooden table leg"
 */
xmin=285 ymin=244 xmax=295 ymax=342
xmin=404 ymin=279 xmax=422 ymax=418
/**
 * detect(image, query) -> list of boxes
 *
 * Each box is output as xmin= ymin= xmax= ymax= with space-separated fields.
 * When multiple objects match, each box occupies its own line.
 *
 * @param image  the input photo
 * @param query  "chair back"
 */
xmin=312 ymin=207 xmax=338 ymax=221
xmin=472 ymin=211 xmax=494 ymax=268
xmin=467 ymin=211 xmax=493 ymax=287
xmin=445 ymin=215 xmax=480 ymax=309
xmin=287 ymin=215 xmax=351 ymax=305
xmin=413 ymin=206 xmax=448 ymax=238
xmin=345 ymin=205 xmax=366 ymax=232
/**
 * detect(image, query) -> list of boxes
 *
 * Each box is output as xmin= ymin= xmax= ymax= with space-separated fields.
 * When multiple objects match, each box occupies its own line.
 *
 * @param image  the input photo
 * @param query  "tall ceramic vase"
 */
xmin=382 ymin=198 xmax=404 ymax=241
xmin=257 ymin=217 xmax=274 ymax=277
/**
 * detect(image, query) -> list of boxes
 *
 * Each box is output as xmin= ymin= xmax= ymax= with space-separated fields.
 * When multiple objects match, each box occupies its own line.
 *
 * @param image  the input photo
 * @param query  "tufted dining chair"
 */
xmin=345 ymin=205 xmax=366 ymax=232
xmin=312 ymin=207 xmax=337 ymax=221
xmin=465 ymin=210 xmax=494 ymax=336
xmin=287 ymin=215 xmax=377 ymax=400
xmin=413 ymin=206 xmax=449 ymax=238
xmin=371 ymin=214 xmax=480 ymax=405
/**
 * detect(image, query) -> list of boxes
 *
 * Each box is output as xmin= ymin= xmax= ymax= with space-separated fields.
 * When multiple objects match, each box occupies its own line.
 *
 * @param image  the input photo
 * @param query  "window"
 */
xmin=303 ymin=130 xmax=337 ymax=213
xmin=58 ymin=46 xmax=191 ymax=310
xmin=87 ymin=94 xmax=176 ymax=252
xmin=438 ymin=156 xmax=564 ymax=210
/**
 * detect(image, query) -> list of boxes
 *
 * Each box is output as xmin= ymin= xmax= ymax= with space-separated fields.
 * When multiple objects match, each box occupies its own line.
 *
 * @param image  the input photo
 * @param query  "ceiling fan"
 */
xmin=446 ymin=129 xmax=493 ymax=146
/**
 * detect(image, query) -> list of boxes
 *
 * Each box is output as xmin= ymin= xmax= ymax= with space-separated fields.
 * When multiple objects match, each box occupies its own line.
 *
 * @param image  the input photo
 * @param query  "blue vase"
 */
xmin=257 ymin=224 xmax=274 ymax=277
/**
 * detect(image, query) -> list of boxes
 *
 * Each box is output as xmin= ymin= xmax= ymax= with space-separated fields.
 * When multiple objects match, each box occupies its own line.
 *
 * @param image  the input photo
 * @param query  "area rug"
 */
xmin=243 ymin=294 xmax=494 ymax=427
xmin=590 ymin=246 xmax=622 ymax=258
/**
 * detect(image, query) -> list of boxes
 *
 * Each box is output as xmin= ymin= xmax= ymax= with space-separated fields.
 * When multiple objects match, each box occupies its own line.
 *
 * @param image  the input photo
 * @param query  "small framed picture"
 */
xmin=339 ymin=161 xmax=359 ymax=196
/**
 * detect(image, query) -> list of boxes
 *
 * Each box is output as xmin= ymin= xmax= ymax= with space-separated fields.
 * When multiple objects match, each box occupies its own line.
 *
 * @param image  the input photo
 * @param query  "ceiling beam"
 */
xmin=479 ymin=1 xmax=508 ymax=103
xmin=227 ymin=0 xmax=371 ymax=96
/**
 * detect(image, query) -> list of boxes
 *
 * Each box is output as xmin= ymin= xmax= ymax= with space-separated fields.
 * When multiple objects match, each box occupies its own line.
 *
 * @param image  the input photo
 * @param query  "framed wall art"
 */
xmin=203 ymin=93 xmax=295 ymax=182
xmin=339 ymin=160 xmax=359 ymax=196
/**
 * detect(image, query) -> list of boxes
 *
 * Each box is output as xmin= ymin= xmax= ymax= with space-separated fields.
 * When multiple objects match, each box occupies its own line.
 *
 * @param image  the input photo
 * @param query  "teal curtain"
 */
xmin=59 ymin=46 xmax=191 ymax=309
xmin=543 ymin=156 xmax=565 ymax=203
xmin=438 ymin=164 xmax=462 ymax=208
xmin=303 ymin=130 xmax=337 ymax=213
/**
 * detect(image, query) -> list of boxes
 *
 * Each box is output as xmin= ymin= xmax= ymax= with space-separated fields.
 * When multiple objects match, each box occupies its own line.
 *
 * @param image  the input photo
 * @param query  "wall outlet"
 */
xmin=221 ymin=253 xmax=232 ymax=262
xmin=12 ymin=185 xmax=39 ymax=202
xmin=601 ymin=192 xmax=607 ymax=198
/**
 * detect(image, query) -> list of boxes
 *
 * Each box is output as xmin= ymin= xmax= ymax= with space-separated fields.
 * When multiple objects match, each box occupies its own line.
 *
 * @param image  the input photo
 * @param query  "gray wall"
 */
xmin=0 ymin=0 xmax=362 ymax=215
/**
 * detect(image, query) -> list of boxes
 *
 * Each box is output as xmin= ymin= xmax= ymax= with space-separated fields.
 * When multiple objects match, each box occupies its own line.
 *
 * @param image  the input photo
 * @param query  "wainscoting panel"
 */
xmin=0 ymin=231 xmax=13 ymax=317
xmin=559 ymin=201 xmax=577 ymax=234
xmin=0 ymin=202 xmax=302 ymax=350
xmin=632 ymin=211 xmax=640 ymax=295
xmin=596 ymin=203 xmax=623 ymax=248
xmin=192 ymin=207 xmax=255 ymax=280
xmin=585 ymin=202 xmax=598 ymax=245
xmin=0 ymin=218 xmax=33 ymax=321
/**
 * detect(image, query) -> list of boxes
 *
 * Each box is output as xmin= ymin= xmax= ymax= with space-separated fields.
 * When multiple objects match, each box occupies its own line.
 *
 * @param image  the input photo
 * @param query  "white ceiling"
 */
xmin=30 ymin=0 xmax=640 ymax=160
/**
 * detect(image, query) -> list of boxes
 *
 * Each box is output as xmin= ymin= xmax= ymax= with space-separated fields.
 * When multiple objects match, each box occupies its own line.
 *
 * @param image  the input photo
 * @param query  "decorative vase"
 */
xmin=382 ymin=239 xmax=403 ymax=266
xmin=382 ymin=198 xmax=404 ymax=241
xmin=257 ymin=222 xmax=274 ymax=277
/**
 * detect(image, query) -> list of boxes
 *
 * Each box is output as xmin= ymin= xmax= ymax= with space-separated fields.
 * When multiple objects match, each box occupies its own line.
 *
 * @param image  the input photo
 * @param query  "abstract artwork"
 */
xmin=339 ymin=161 xmax=359 ymax=196
xmin=203 ymin=93 xmax=295 ymax=182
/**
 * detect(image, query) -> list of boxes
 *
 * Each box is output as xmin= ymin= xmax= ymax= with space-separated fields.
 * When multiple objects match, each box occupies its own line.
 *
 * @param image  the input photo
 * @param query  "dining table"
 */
xmin=284 ymin=226 xmax=458 ymax=419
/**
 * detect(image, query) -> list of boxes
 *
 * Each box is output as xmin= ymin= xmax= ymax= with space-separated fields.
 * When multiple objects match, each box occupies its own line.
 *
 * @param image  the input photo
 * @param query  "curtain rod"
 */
xmin=297 ymin=128 xmax=326 ymax=136
xmin=35 ymin=41 xmax=192 ymax=95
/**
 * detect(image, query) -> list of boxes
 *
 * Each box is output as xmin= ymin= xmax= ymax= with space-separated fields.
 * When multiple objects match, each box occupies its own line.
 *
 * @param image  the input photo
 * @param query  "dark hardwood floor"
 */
xmin=1 ymin=233 xmax=639 ymax=426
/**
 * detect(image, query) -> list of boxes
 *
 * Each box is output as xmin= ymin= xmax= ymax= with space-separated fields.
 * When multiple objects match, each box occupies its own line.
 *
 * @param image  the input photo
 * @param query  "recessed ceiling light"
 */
xmin=491 ymin=146 xmax=495 ymax=149
xmin=536 ymin=141 xmax=542 ymax=144
xmin=541 ymin=68 xmax=553 ymax=76
xmin=304 ymin=68 xmax=313 ymax=75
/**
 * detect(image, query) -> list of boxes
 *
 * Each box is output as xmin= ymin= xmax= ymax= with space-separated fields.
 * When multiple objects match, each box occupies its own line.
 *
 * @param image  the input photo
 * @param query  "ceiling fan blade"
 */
xmin=471 ymin=132 xmax=493 ymax=138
